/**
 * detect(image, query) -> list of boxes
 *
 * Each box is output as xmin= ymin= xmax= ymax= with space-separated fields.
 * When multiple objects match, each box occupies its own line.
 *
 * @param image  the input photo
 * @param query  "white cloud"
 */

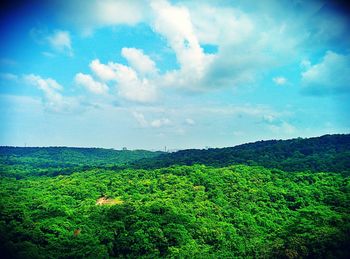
xmin=74 ymin=73 xmax=109 ymax=95
xmin=301 ymin=51 xmax=350 ymax=94
xmin=261 ymin=112 xmax=296 ymax=135
xmin=180 ymin=1 xmax=338 ymax=91
xmin=24 ymin=74 xmax=63 ymax=92
xmin=47 ymin=30 xmax=73 ymax=56
xmin=268 ymin=121 xmax=296 ymax=135
xmin=60 ymin=0 xmax=148 ymax=35
xmin=24 ymin=74 xmax=78 ymax=112
xmin=66 ymin=0 xmax=342 ymax=100
xmin=79 ymin=53 xmax=158 ymax=103
xmin=150 ymin=0 xmax=214 ymax=88
xmin=132 ymin=112 xmax=148 ymax=127
xmin=95 ymin=0 xmax=146 ymax=26
xmin=147 ymin=0 xmax=296 ymax=90
xmin=112 ymin=63 xmax=157 ymax=103
xmin=200 ymin=104 xmax=282 ymax=118
xmin=90 ymin=59 xmax=117 ymax=81
xmin=273 ymin=76 xmax=287 ymax=85
xmin=185 ymin=118 xmax=195 ymax=125
xmin=89 ymin=50 xmax=158 ymax=103
xmin=262 ymin=114 xmax=277 ymax=123
xmin=132 ymin=112 xmax=171 ymax=128
xmin=56 ymin=0 xmax=350 ymax=109
xmin=150 ymin=118 xmax=171 ymax=128
xmin=121 ymin=48 xmax=157 ymax=76
xmin=187 ymin=4 xmax=253 ymax=46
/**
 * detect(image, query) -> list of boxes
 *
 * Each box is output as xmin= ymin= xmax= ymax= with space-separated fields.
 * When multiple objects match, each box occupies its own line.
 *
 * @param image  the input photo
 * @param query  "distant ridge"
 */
xmin=1 ymin=134 xmax=349 ymax=176
xmin=0 ymin=146 xmax=163 ymax=168
xmin=131 ymin=134 xmax=350 ymax=175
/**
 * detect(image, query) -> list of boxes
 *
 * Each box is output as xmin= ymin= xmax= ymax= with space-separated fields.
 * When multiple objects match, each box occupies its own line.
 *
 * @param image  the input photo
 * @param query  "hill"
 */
xmin=1 ymin=164 xmax=349 ymax=258
xmin=0 ymin=147 xmax=163 ymax=178
xmin=131 ymin=134 xmax=350 ymax=175
xmin=0 ymin=135 xmax=349 ymax=257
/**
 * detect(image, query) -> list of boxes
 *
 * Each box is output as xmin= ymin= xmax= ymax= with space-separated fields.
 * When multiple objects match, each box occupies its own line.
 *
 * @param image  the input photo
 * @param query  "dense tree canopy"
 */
xmin=0 ymin=134 xmax=349 ymax=258
xmin=132 ymin=134 xmax=350 ymax=175
xmin=0 ymin=147 xmax=163 ymax=167
xmin=0 ymin=147 xmax=162 ymax=178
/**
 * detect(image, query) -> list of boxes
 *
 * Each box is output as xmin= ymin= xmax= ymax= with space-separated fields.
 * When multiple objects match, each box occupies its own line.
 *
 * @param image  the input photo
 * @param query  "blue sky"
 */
xmin=0 ymin=0 xmax=349 ymax=150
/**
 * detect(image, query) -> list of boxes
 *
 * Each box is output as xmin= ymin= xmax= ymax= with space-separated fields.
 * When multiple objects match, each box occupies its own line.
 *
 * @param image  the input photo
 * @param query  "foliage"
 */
xmin=0 ymin=147 xmax=163 ymax=178
xmin=1 ymin=164 xmax=349 ymax=258
xmin=0 ymin=147 xmax=163 ymax=166
xmin=132 ymin=134 xmax=350 ymax=175
xmin=0 ymin=134 xmax=349 ymax=258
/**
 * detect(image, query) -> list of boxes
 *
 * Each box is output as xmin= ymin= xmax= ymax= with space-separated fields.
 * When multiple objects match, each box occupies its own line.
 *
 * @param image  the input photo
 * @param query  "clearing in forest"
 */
xmin=96 ymin=196 xmax=124 ymax=206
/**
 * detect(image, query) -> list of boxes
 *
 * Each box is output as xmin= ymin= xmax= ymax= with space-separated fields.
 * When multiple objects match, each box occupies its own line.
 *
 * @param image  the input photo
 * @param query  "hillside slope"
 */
xmin=0 ymin=136 xmax=349 ymax=257
xmin=0 ymin=147 xmax=163 ymax=178
xmin=131 ymin=134 xmax=350 ymax=174
xmin=1 ymin=164 xmax=349 ymax=258
xmin=0 ymin=147 xmax=163 ymax=166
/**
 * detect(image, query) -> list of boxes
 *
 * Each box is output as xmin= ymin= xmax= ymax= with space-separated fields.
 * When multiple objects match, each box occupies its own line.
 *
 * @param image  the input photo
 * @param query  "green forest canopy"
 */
xmin=131 ymin=134 xmax=350 ymax=175
xmin=0 ymin=134 xmax=349 ymax=258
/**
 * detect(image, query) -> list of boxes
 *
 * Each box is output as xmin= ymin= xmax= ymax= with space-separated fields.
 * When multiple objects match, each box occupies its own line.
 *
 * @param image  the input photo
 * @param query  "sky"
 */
xmin=0 ymin=0 xmax=349 ymax=150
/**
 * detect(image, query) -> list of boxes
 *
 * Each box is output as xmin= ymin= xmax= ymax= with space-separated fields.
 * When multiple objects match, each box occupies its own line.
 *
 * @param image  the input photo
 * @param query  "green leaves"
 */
xmin=1 ymin=163 xmax=349 ymax=258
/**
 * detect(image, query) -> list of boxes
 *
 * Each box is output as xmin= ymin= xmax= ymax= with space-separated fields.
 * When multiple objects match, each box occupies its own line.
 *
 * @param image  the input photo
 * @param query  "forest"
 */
xmin=131 ymin=134 xmax=350 ymax=175
xmin=0 ymin=134 xmax=349 ymax=258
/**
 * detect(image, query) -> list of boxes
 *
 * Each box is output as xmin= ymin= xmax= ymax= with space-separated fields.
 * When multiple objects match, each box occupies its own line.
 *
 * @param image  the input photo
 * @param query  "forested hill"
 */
xmin=0 ymin=136 xmax=350 ymax=257
xmin=0 ymin=147 xmax=163 ymax=166
xmin=131 ymin=134 xmax=350 ymax=174
xmin=1 ymin=134 xmax=349 ymax=177
xmin=0 ymin=147 xmax=163 ymax=178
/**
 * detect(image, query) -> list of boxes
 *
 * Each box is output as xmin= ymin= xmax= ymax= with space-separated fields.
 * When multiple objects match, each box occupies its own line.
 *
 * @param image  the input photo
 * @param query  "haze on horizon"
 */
xmin=0 ymin=0 xmax=349 ymax=150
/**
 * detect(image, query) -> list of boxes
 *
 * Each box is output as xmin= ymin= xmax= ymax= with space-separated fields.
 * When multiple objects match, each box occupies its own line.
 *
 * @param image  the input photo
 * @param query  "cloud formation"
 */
xmin=90 ymin=59 xmax=117 ymax=82
xmin=262 ymin=114 xmax=296 ymax=135
xmin=132 ymin=112 xmax=148 ymax=128
xmin=301 ymin=51 xmax=350 ymax=94
xmin=185 ymin=118 xmax=195 ymax=126
xmin=150 ymin=0 xmax=214 ymax=89
xmin=121 ymin=48 xmax=157 ymax=76
xmin=132 ymin=112 xmax=171 ymax=128
xmin=113 ymin=63 xmax=157 ymax=103
xmin=68 ymin=0 xmax=350 ymax=102
xmin=273 ymin=77 xmax=287 ymax=85
xmin=75 ymin=73 xmax=109 ymax=95
xmin=78 ymin=49 xmax=158 ymax=103
xmin=2 ymin=0 xmax=349 ymax=149
xmin=24 ymin=74 xmax=77 ymax=112
xmin=47 ymin=30 xmax=73 ymax=56
xmin=59 ymin=0 xmax=149 ymax=35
